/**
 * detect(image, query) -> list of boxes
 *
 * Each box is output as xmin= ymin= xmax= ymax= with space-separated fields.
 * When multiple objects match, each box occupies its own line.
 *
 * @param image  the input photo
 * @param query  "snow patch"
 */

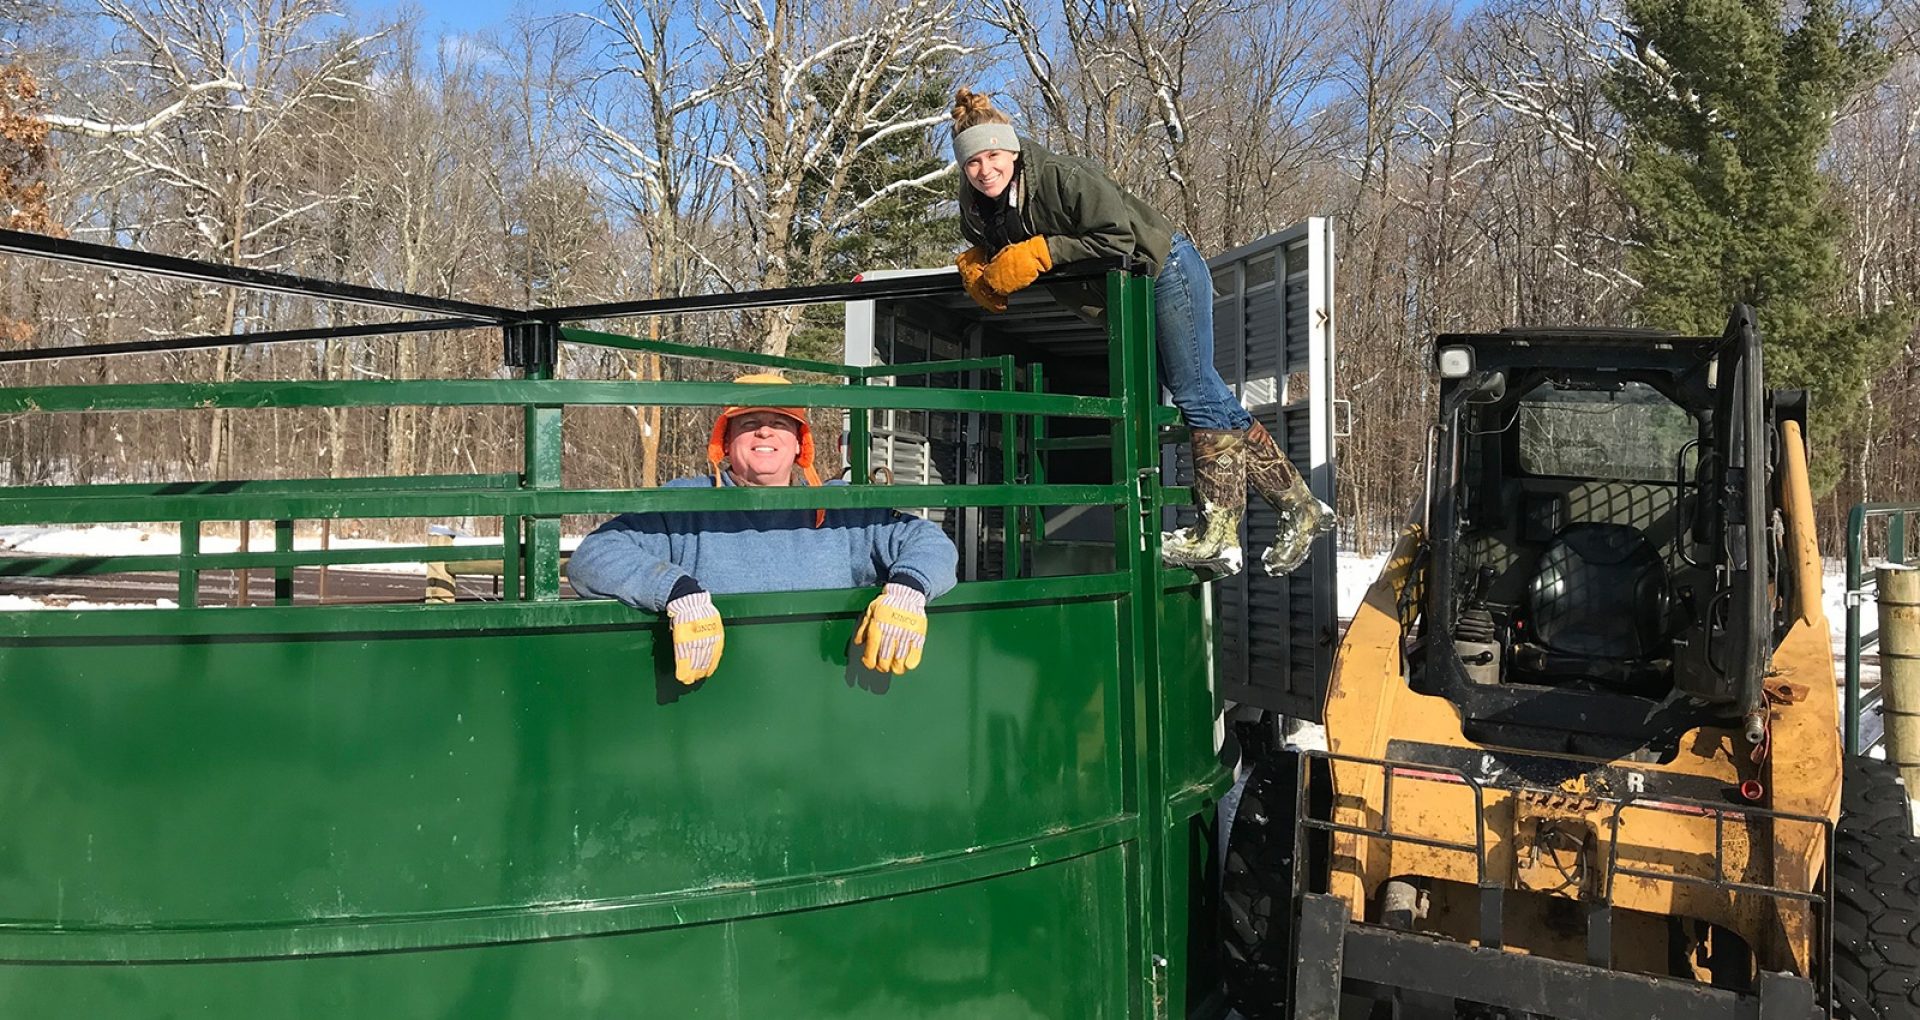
xmin=1337 ymin=551 xmax=1390 ymax=620
xmin=0 ymin=524 xmax=579 ymax=576
xmin=0 ymin=594 xmax=176 ymax=611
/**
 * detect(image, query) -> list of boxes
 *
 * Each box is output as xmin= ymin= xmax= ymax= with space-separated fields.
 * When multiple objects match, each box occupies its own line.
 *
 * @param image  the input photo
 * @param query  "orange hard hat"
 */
xmin=706 ymin=373 xmax=824 ymax=524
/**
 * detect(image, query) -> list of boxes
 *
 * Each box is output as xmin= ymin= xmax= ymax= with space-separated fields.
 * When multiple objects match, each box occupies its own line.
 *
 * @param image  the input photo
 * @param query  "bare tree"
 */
xmin=81 ymin=0 xmax=379 ymax=475
xmin=703 ymin=0 xmax=968 ymax=356
xmin=583 ymin=0 xmax=734 ymax=484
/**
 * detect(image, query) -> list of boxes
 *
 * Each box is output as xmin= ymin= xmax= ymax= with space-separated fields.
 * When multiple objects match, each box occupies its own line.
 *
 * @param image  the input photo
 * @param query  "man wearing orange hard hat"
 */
xmin=569 ymin=373 xmax=958 ymax=685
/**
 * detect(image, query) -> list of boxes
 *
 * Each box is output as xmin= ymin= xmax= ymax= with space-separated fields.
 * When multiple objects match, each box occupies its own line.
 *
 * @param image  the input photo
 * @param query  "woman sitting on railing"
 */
xmin=945 ymin=88 xmax=1332 ymax=579
xmin=567 ymin=374 xmax=959 ymax=685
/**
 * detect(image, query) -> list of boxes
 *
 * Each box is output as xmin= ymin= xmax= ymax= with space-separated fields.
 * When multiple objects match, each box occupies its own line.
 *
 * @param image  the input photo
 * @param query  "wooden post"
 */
xmin=426 ymin=525 xmax=456 ymax=604
xmin=235 ymin=519 xmax=251 ymax=607
xmin=1879 ymin=564 xmax=1920 ymax=788
xmin=318 ymin=520 xmax=331 ymax=604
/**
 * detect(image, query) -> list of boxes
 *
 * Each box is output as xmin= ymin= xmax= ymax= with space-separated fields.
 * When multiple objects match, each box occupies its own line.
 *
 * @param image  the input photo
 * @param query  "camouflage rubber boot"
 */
xmin=1160 ymin=427 xmax=1248 ymax=576
xmin=1246 ymin=421 xmax=1334 ymax=576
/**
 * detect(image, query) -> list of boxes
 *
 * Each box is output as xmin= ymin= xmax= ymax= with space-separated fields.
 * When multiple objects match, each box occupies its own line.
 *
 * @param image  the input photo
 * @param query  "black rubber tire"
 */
xmin=1842 ymin=755 xmax=1914 ymax=839
xmin=1220 ymin=756 xmax=1300 ymax=1019
xmin=1831 ymin=826 xmax=1920 ymax=1019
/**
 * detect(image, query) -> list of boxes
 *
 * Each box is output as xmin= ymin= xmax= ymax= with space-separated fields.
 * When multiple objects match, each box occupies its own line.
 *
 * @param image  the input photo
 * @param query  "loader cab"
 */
xmin=1416 ymin=308 xmax=1793 ymax=759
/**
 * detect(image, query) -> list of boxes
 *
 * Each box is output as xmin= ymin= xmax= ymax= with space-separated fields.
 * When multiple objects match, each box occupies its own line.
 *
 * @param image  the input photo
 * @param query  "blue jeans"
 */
xmin=1154 ymin=235 xmax=1252 ymax=430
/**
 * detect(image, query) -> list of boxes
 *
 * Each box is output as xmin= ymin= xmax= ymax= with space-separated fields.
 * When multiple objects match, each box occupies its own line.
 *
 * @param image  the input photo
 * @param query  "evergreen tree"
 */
xmin=1610 ymin=0 xmax=1908 ymax=476
xmin=788 ymin=74 xmax=962 ymax=365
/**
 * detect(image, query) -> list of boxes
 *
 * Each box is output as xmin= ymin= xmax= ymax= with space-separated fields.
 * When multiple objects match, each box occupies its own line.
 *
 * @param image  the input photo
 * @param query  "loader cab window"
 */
xmin=1516 ymin=381 xmax=1695 ymax=483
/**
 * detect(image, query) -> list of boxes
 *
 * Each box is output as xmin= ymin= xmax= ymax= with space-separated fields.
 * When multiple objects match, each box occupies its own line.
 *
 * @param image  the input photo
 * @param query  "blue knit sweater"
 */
xmin=567 ymin=475 xmax=960 ymax=612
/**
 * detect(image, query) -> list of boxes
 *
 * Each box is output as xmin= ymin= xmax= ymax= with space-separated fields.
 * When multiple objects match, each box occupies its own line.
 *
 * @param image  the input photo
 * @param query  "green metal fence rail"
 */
xmin=0 ymin=376 xmax=1132 ymax=606
xmin=1845 ymin=502 xmax=1919 ymax=755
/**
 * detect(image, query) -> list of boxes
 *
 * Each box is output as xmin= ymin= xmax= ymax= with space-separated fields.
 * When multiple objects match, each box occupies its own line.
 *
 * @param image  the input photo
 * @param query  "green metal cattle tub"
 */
xmin=0 ymin=231 xmax=1230 ymax=1017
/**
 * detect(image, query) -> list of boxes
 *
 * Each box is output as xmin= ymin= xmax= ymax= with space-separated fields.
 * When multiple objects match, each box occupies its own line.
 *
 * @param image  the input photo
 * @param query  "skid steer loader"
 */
xmin=1220 ymin=307 xmax=1919 ymax=1019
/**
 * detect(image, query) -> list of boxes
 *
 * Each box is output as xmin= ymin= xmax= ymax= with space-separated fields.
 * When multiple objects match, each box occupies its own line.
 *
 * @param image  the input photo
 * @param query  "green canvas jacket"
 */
xmin=958 ymin=137 xmax=1174 ymax=324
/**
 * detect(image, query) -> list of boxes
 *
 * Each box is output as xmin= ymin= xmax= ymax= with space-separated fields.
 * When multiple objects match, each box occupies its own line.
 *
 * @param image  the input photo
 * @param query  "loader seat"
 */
xmin=1512 ymin=523 xmax=1671 ymax=689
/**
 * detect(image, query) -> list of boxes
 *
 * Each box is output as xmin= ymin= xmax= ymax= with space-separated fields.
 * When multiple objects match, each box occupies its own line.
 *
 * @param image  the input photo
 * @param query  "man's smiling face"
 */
xmin=724 ymin=411 xmax=801 ymax=487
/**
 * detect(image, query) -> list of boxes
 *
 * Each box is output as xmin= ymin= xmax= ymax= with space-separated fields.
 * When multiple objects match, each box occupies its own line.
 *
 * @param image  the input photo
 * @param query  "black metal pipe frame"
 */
xmin=0 ymin=228 xmax=519 ymax=321
xmin=0 ymin=227 xmax=1135 ymax=364
xmin=530 ymin=256 xmax=1130 ymax=323
xmin=0 ymin=317 xmax=492 ymax=365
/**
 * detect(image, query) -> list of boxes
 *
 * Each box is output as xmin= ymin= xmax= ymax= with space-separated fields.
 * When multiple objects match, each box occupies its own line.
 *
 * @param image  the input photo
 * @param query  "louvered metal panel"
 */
xmin=1208 ymin=220 xmax=1338 ymax=720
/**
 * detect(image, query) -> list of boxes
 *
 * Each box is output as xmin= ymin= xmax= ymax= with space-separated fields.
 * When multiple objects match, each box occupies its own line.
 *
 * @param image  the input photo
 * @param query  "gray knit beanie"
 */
xmin=953 ymin=123 xmax=1021 ymax=164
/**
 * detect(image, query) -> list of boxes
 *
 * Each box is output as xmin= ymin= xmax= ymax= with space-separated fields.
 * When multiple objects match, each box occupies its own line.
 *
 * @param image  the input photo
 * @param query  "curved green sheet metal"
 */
xmin=0 ymin=581 xmax=1224 ymax=1016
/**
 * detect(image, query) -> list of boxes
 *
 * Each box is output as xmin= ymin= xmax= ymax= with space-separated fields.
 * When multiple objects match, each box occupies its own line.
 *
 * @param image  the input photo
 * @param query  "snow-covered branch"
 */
xmin=42 ymin=78 xmax=244 ymax=138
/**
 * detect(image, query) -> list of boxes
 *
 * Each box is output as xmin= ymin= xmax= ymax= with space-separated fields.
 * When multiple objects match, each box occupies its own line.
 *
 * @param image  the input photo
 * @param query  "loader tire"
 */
xmin=1842 ymin=755 xmax=1914 ymax=838
xmin=1831 ymin=826 xmax=1920 ymax=1019
xmin=1220 ymin=755 xmax=1300 ymax=1019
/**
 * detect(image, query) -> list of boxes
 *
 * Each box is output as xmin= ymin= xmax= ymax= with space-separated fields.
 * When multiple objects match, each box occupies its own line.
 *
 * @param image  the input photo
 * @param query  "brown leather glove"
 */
xmin=981 ymin=235 xmax=1053 ymax=295
xmin=955 ymin=246 xmax=1007 ymax=313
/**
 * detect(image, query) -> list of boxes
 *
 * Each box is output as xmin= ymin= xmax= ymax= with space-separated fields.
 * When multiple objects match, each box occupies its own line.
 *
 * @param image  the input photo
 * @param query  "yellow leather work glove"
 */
xmin=666 ymin=590 xmax=724 ymax=684
xmin=854 ymin=582 xmax=929 ymax=675
xmin=981 ymin=235 xmax=1053 ymax=295
xmin=955 ymin=246 xmax=1008 ymax=313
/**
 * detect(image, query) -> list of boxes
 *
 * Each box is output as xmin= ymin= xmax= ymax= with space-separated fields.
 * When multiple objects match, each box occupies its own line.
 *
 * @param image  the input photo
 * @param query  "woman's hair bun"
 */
xmin=951 ymin=88 xmax=1010 ymax=130
xmin=952 ymin=88 xmax=990 ymax=122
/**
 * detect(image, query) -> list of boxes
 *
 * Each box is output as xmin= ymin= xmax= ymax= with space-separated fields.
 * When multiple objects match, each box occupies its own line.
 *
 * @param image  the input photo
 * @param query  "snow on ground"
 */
xmin=1337 ymin=551 xmax=1391 ymax=621
xmin=0 ymin=523 xmax=562 ymax=564
xmin=0 ymin=524 xmax=584 ymax=610
xmin=0 ymin=594 xmax=176 ymax=611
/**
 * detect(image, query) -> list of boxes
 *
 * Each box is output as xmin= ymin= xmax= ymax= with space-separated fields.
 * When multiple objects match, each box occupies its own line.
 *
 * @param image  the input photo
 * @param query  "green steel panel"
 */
xmin=0 ymin=379 xmax=1122 ymax=419
xmin=1158 ymin=579 xmax=1225 ymax=796
xmin=0 ymin=596 xmax=1130 ymax=952
xmin=0 ymin=849 xmax=1131 ymax=1018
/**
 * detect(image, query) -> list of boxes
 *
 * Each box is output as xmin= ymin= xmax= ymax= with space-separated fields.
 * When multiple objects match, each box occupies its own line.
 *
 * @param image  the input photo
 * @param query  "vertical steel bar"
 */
xmin=1029 ymin=363 xmax=1048 ymax=544
xmin=1108 ymin=269 xmax=1149 ymax=1016
xmin=1113 ymin=269 xmax=1174 ymax=1015
xmin=178 ymin=519 xmax=200 ymax=608
xmin=274 ymin=518 xmax=293 ymax=605
xmin=1894 ymin=510 xmax=1909 ymax=566
xmin=503 ymin=516 xmax=523 ymax=602
xmin=1000 ymin=355 xmax=1020 ymax=580
xmin=521 ymin=324 xmax=563 ymax=601
xmin=1848 ymin=503 xmax=1868 ymax=754
xmin=848 ymin=372 xmax=871 ymax=484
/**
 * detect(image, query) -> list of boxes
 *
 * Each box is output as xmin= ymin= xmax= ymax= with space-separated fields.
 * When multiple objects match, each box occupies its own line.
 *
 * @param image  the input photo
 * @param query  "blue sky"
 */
xmin=352 ymin=0 xmax=1489 ymax=43
xmin=345 ymin=0 xmax=570 ymax=41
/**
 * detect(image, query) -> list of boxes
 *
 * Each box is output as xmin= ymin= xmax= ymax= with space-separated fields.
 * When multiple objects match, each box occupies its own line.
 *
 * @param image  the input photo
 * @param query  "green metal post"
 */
xmin=1893 ymin=511 xmax=1908 ymax=565
xmin=514 ymin=323 xmax=563 ymax=601
xmin=848 ymin=374 xmax=871 ymax=484
xmin=1108 ymin=268 xmax=1170 ymax=1015
xmin=1000 ymin=356 xmax=1020 ymax=580
xmin=1029 ymin=364 xmax=1047 ymax=544
xmin=178 ymin=519 xmax=200 ymax=609
xmin=273 ymin=519 xmax=294 ymax=606
xmin=503 ymin=516 xmax=524 ymax=602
